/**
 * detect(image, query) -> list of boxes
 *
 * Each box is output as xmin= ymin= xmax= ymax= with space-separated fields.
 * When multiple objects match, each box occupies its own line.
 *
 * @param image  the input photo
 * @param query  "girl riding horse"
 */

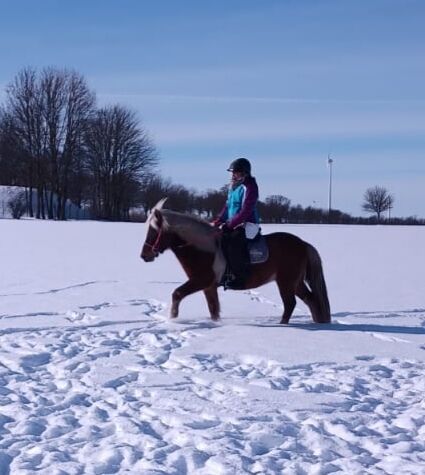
xmin=141 ymin=199 xmax=331 ymax=325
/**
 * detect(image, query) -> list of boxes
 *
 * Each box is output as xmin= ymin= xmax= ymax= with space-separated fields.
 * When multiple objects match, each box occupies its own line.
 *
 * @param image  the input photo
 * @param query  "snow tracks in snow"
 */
xmin=0 ymin=295 xmax=424 ymax=474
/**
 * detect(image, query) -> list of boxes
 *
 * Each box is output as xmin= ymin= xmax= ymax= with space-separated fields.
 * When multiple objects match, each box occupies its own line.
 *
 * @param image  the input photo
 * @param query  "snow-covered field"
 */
xmin=0 ymin=219 xmax=424 ymax=474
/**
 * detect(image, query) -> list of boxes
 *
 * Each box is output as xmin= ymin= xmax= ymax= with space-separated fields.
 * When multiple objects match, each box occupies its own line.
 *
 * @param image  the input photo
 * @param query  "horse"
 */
xmin=140 ymin=199 xmax=331 ymax=324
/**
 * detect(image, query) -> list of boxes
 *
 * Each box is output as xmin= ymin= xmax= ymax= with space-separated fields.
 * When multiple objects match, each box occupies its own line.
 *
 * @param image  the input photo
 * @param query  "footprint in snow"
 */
xmin=20 ymin=352 xmax=51 ymax=370
xmin=65 ymin=310 xmax=98 ymax=324
xmin=79 ymin=302 xmax=112 ymax=311
xmin=355 ymin=355 xmax=375 ymax=361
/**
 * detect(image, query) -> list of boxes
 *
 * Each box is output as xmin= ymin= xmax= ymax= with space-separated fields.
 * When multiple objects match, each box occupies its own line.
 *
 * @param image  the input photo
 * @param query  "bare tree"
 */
xmin=362 ymin=186 xmax=394 ymax=222
xmin=40 ymin=68 xmax=95 ymax=219
xmin=0 ymin=109 xmax=24 ymax=185
xmin=166 ymin=184 xmax=195 ymax=213
xmin=84 ymin=105 xmax=157 ymax=220
xmin=4 ymin=68 xmax=44 ymax=217
xmin=202 ymin=186 xmax=228 ymax=219
xmin=138 ymin=174 xmax=173 ymax=214
xmin=259 ymin=195 xmax=291 ymax=223
xmin=3 ymin=67 xmax=95 ymax=219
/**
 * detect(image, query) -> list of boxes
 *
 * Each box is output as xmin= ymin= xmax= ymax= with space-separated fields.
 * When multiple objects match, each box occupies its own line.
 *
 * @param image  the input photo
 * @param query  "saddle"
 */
xmin=247 ymin=233 xmax=269 ymax=264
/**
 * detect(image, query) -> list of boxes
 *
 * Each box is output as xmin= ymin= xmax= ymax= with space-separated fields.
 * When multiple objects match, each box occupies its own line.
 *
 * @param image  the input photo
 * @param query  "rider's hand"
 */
xmin=219 ymin=223 xmax=231 ymax=233
xmin=211 ymin=219 xmax=222 ymax=228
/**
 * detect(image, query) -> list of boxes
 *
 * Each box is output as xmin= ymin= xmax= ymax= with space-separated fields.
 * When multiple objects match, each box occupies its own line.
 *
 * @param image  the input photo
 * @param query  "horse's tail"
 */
xmin=305 ymin=244 xmax=331 ymax=323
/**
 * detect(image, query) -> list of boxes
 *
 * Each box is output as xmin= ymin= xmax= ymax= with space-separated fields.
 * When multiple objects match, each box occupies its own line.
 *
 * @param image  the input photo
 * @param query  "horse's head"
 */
xmin=141 ymin=198 xmax=169 ymax=262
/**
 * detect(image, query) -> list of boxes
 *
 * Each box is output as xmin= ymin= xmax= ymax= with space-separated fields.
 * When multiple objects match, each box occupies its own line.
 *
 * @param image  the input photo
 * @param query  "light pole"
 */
xmin=327 ymin=154 xmax=333 ymax=214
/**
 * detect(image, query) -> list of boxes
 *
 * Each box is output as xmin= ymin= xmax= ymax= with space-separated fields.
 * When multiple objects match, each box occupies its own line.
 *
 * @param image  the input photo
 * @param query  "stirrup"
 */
xmin=226 ymin=278 xmax=245 ymax=290
xmin=223 ymin=275 xmax=245 ymax=290
xmin=221 ymin=273 xmax=234 ymax=290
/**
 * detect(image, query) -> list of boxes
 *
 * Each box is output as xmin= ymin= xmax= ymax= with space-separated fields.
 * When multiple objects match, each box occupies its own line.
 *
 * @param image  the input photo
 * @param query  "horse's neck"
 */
xmin=168 ymin=231 xmax=186 ymax=249
xmin=167 ymin=224 xmax=217 ymax=254
xmin=171 ymin=240 xmax=216 ymax=274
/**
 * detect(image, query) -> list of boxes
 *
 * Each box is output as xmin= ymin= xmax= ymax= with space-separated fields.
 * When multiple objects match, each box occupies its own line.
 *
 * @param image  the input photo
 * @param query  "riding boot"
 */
xmin=225 ymin=228 xmax=249 ymax=290
xmin=220 ymin=229 xmax=232 ymax=288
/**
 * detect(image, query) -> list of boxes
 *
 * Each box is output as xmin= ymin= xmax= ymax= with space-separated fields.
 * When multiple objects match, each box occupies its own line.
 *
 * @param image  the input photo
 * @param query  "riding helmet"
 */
xmin=227 ymin=157 xmax=251 ymax=175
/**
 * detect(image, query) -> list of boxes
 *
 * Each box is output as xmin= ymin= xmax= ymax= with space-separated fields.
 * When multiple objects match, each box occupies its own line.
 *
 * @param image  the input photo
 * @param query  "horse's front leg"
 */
xmin=171 ymin=279 xmax=210 ymax=319
xmin=203 ymin=285 xmax=220 ymax=321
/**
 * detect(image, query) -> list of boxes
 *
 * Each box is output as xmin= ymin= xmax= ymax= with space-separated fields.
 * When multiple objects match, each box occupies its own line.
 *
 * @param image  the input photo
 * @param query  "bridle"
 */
xmin=144 ymin=222 xmax=195 ymax=256
xmin=144 ymin=225 xmax=163 ymax=255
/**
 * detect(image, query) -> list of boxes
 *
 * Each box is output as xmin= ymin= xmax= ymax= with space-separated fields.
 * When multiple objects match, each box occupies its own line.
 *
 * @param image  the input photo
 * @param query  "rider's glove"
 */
xmin=219 ymin=223 xmax=231 ymax=233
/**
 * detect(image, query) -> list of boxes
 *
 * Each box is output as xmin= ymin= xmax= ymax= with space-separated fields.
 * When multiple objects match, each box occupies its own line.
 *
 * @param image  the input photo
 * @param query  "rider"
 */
xmin=212 ymin=158 xmax=260 ymax=289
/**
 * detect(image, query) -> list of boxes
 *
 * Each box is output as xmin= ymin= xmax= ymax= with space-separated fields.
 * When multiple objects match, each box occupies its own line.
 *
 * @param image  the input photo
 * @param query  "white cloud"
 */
xmin=98 ymin=92 xmax=425 ymax=106
xmin=96 ymin=89 xmax=425 ymax=146
xmin=148 ymin=114 xmax=425 ymax=145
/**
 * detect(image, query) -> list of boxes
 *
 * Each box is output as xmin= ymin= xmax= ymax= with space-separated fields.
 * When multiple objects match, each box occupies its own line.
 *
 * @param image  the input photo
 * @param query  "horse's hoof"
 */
xmin=280 ymin=319 xmax=289 ymax=324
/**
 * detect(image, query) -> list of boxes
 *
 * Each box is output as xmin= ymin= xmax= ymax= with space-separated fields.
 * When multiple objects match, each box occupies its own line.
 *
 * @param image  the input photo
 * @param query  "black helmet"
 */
xmin=227 ymin=157 xmax=251 ymax=175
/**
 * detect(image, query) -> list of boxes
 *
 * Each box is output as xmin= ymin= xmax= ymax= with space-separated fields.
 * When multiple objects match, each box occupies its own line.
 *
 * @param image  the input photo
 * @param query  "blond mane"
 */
xmin=147 ymin=198 xmax=218 ymax=254
xmin=162 ymin=209 xmax=218 ymax=253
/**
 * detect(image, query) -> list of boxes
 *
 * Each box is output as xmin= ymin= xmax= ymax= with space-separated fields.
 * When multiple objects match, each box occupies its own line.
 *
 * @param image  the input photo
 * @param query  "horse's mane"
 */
xmin=162 ymin=210 xmax=217 ymax=254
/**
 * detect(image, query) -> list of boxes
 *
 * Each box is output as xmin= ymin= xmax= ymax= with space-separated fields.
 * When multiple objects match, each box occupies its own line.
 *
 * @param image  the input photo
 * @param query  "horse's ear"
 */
xmin=155 ymin=197 xmax=168 ymax=210
xmin=154 ymin=208 xmax=163 ymax=227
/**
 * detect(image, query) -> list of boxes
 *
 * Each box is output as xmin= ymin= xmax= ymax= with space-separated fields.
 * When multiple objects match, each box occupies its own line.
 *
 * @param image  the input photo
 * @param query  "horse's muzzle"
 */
xmin=141 ymin=252 xmax=156 ymax=262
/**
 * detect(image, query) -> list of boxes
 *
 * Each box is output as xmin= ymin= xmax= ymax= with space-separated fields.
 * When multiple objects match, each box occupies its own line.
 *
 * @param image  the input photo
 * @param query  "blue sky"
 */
xmin=1 ymin=0 xmax=424 ymax=217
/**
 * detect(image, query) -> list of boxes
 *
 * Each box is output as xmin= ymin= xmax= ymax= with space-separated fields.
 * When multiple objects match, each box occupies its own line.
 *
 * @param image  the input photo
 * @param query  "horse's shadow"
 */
xmin=243 ymin=311 xmax=425 ymax=336
xmin=332 ymin=308 xmax=425 ymax=318
xmin=289 ymin=322 xmax=424 ymax=335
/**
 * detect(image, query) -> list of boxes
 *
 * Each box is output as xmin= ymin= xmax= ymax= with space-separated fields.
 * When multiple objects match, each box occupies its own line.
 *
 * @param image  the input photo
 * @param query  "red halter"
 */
xmin=144 ymin=226 xmax=163 ymax=254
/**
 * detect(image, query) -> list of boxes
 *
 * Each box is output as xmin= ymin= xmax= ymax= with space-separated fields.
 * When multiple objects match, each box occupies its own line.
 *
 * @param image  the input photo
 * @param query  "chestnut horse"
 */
xmin=141 ymin=199 xmax=331 ymax=324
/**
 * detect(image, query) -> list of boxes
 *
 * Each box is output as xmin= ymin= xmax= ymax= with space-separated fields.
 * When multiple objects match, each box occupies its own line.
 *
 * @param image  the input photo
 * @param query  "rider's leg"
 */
xmin=226 ymin=227 xmax=249 ymax=288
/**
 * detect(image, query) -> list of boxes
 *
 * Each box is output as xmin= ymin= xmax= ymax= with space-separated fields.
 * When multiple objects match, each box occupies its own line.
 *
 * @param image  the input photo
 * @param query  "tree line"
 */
xmin=0 ymin=67 xmax=157 ymax=220
xmin=135 ymin=175 xmax=424 ymax=225
xmin=1 ymin=67 xmax=423 ymax=225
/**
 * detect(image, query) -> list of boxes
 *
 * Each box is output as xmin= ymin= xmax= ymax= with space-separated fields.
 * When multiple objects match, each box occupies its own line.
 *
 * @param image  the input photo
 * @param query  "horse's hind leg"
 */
xmin=296 ymin=282 xmax=320 ymax=323
xmin=203 ymin=285 xmax=220 ymax=321
xmin=276 ymin=279 xmax=296 ymax=324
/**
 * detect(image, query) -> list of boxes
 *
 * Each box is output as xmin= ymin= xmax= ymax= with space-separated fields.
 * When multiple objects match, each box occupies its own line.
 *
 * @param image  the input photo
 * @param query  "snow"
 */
xmin=0 ymin=219 xmax=424 ymax=474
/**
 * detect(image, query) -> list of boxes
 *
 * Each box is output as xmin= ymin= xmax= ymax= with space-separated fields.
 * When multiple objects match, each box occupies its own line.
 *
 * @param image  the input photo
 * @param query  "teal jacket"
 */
xmin=217 ymin=176 xmax=259 ymax=229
